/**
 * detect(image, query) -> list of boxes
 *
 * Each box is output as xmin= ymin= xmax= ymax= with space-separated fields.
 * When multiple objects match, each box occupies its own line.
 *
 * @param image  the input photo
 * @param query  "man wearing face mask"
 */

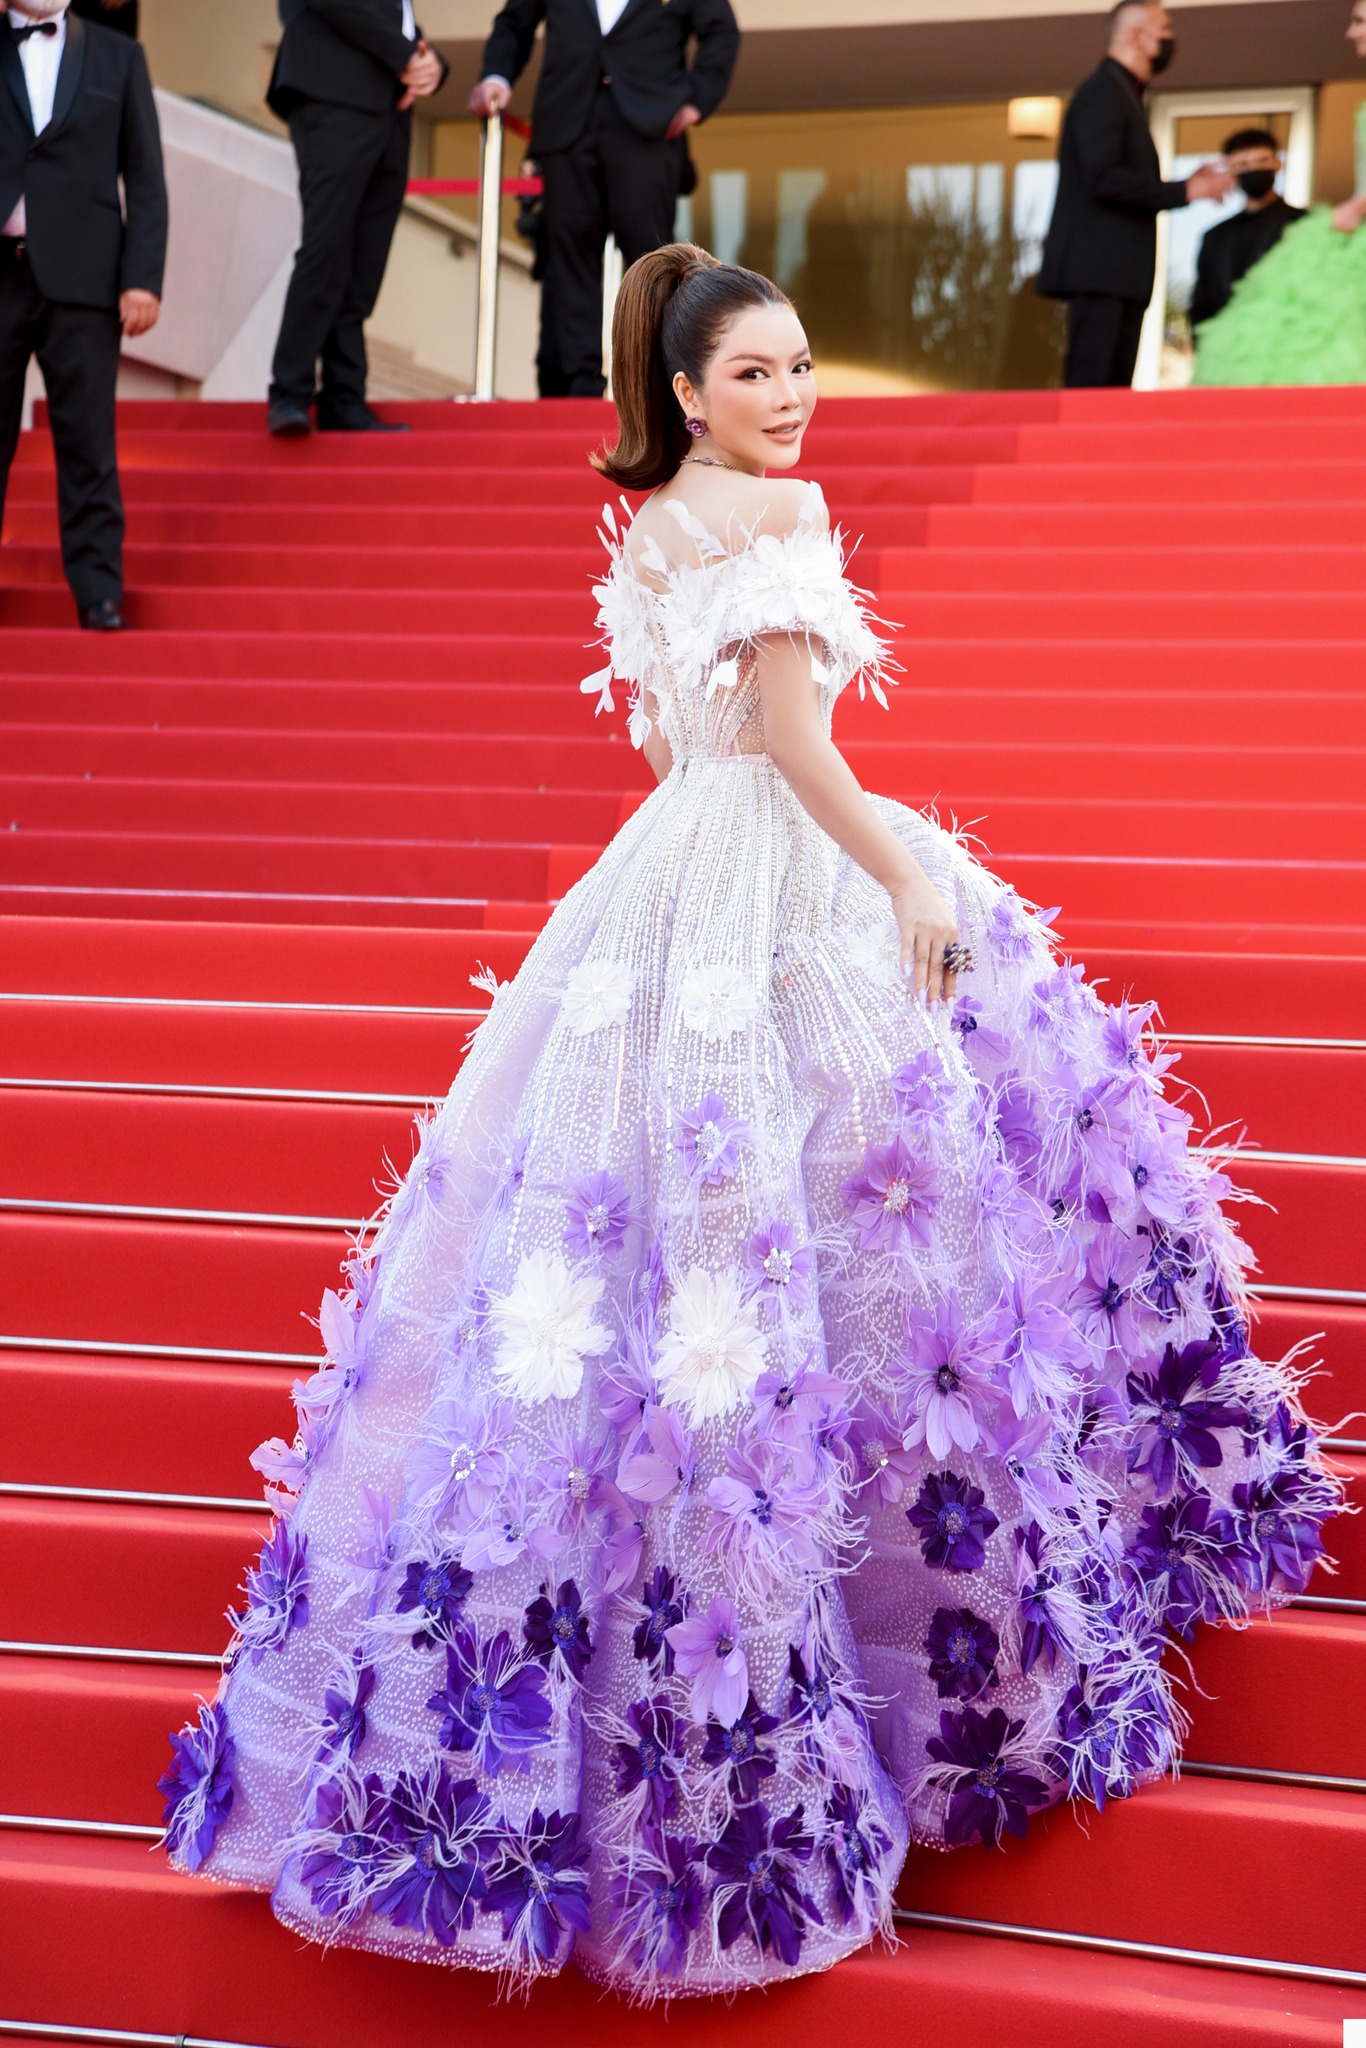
xmin=1190 ymin=129 xmax=1304 ymax=329
xmin=1039 ymin=0 xmax=1233 ymax=386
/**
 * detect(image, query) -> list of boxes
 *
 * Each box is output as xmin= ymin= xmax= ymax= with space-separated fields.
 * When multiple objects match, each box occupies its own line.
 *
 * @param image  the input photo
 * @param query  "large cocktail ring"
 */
xmin=942 ymin=941 xmax=975 ymax=974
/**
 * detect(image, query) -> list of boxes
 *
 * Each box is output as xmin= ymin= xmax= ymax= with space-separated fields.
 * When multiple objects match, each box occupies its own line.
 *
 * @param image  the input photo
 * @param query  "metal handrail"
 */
xmin=473 ymin=111 xmax=504 ymax=402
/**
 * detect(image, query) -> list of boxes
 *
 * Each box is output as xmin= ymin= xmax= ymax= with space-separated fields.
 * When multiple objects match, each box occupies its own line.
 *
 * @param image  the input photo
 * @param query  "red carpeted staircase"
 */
xmin=1 ymin=388 xmax=1364 ymax=2048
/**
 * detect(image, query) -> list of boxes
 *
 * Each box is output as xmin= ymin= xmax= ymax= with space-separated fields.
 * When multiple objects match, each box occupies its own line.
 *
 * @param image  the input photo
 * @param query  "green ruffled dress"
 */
xmin=1194 ymin=99 xmax=1366 ymax=385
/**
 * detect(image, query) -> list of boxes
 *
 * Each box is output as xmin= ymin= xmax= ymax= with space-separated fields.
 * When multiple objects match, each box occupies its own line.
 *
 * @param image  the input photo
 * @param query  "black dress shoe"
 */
xmin=80 ymin=599 xmax=124 ymax=632
xmin=316 ymin=406 xmax=411 ymax=433
xmin=267 ymin=399 xmax=313 ymax=437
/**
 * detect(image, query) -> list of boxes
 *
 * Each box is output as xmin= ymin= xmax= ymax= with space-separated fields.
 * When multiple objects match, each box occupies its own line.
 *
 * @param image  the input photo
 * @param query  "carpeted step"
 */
xmin=0 ymin=1828 xmax=1352 ymax=2048
xmin=5 ymin=625 xmax=1366 ymax=692
xmin=0 ymin=1212 xmax=347 ymax=1354
xmin=5 ymin=779 xmax=1359 ymax=864
xmin=10 ymin=675 xmax=1366 ymax=749
xmin=1170 ymin=1043 xmax=1366 ymax=1155
xmin=880 ymin=545 xmax=1366 ymax=595
xmin=0 ymin=1088 xmax=420 ymax=1220
xmin=0 ymin=997 xmax=470 ymax=1096
xmin=895 ymin=1772 xmax=1366 ymax=1973
xmin=2 ymin=541 xmax=604 ymax=593
xmin=924 ymin=501 xmax=1366 ymax=548
xmin=1180 ymin=1610 xmax=1366 ymax=1781
xmin=4 ymin=723 xmax=1356 ymax=805
xmin=973 ymin=460 xmax=1366 ymax=506
xmin=0 ymin=1351 xmax=296 ymax=1498
xmin=11 ymin=581 xmax=1366 ymax=643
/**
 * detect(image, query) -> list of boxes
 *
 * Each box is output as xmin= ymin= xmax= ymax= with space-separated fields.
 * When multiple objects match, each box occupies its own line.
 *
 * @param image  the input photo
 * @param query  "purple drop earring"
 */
xmin=685 ymin=418 xmax=707 ymax=438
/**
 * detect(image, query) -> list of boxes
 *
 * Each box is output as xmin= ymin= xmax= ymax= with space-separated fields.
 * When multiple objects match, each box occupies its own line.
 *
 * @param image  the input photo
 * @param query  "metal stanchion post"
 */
xmin=473 ymin=111 xmax=504 ymax=402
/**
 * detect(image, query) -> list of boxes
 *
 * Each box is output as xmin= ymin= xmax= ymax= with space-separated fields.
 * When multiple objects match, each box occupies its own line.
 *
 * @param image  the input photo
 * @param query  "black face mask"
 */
xmin=1149 ymin=33 xmax=1176 ymax=73
xmin=1237 ymin=169 xmax=1278 ymax=200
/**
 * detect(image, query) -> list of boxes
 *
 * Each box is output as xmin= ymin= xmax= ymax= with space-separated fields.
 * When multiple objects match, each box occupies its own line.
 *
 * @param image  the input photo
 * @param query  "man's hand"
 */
xmin=1185 ymin=162 xmax=1234 ymax=204
xmin=468 ymin=76 xmax=512 ymax=118
xmin=119 ymin=289 xmax=159 ymax=338
xmin=397 ymin=40 xmax=443 ymax=110
xmin=664 ymin=102 xmax=701 ymax=142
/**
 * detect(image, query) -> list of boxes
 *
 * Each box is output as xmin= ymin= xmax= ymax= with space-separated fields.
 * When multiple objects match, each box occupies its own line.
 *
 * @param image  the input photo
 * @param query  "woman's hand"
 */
xmin=1331 ymin=196 xmax=1366 ymax=234
xmin=890 ymin=863 xmax=960 ymax=1007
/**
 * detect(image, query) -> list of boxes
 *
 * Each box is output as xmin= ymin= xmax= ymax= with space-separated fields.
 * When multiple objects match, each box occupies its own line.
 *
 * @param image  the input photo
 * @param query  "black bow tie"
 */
xmin=12 ymin=19 xmax=61 ymax=39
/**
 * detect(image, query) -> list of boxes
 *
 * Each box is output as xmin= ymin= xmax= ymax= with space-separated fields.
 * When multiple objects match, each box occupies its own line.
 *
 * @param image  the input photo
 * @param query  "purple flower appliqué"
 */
xmin=1052 ymin=1669 xmax=1129 ymax=1810
xmin=158 ymin=1700 xmax=234 ymax=1872
xmin=633 ymin=1565 xmax=685 ymax=1673
xmin=617 ymin=1402 xmax=695 ymax=1507
xmin=1016 ymin=1520 xmax=1068 ymax=1676
xmin=996 ymin=1268 xmax=1086 ymax=1417
xmin=395 ymin=1554 xmax=473 ymax=1649
xmin=609 ymin=1832 xmax=706 ymax=1978
xmin=371 ymin=1761 xmax=491 ymax=1944
xmin=522 ymin=1577 xmax=593 ymax=1681
xmin=612 ymin=1694 xmax=686 ymax=1821
xmin=1218 ymin=1471 xmax=1328 ymax=1597
xmin=235 ymin=1520 xmax=310 ymax=1663
xmin=850 ymin=1403 xmax=922 ymax=1506
xmin=926 ymin=1705 xmax=1049 ymax=1848
xmin=891 ymin=1292 xmax=1001 ymax=1461
xmin=299 ymin=1768 xmax=392 ymax=1923
xmin=1126 ymin=1339 xmax=1246 ymax=1499
xmin=405 ymin=1396 xmax=515 ymax=1527
xmin=708 ymin=1802 xmax=823 ymax=1967
xmin=950 ymin=994 xmax=1011 ymax=1064
xmin=666 ymin=1593 xmax=748 ymax=1725
xmin=841 ymin=1134 xmax=940 ymax=1255
xmin=1126 ymin=1491 xmax=1232 ymax=1640
xmin=743 ymin=1219 xmax=815 ymax=1313
xmin=752 ymin=1357 xmax=850 ymax=1457
xmin=701 ymin=1690 xmax=780 ymax=1801
xmin=1070 ymin=1225 xmax=1154 ymax=1358
xmin=907 ymin=1469 xmax=1000 ymax=1572
xmin=703 ymin=1438 xmax=826 ymax=1577
xmin=482 ymin=1808 xmax=592 ymax=1964
xmin=315 ymin=1647 xmax=376 ymax=1764
xmin=824 ymin=1783 xmax=893 ymax=1926
xmin=426 ymin=1625 xmax=553 ymax=1775
xmin=924 ymin=1604 xmax=1001 ymax=1701
xmin=563 ymin=1168 xmax=636 ymax=1258
xmin=891 ymin=1048 xmax=948 ymax=1126
xmin=1144 ymin=1232 xmax=1199 ymax=1321
xmin=677 ymin=1093 xmax=749 ymax=1186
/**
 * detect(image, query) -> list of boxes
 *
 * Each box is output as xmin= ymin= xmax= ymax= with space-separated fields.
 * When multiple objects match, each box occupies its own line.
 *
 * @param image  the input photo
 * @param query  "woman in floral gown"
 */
xmin=160 ymin=244 xmax=1340 ymax=1998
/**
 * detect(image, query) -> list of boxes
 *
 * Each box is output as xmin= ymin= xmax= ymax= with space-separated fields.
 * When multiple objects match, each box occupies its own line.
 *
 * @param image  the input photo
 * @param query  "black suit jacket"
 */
xmin=481 ymin=0 xmax=739 ymax=155
xmin=268 ymin=0 xmax=447 ymax=118
xmin=0 ymin=13 xmax=167 ymax=307
xmin=1038 ymin=58 xmax=1188 ymax=303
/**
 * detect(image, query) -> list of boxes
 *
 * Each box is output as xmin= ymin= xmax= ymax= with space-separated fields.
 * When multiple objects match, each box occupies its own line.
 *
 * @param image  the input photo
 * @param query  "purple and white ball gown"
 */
xmin=161 ymin=484 xmax=1340 ymax=1998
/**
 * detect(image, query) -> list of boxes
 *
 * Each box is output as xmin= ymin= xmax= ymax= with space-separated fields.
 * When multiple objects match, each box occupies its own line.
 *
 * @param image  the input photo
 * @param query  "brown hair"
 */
xmin=592 ymin=243 xmax=792 ymax=491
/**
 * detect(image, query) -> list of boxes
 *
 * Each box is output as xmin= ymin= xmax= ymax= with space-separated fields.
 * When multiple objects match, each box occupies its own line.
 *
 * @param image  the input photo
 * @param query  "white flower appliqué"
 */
xmin=490 ymin=1248 xmax=613 ymax=1404
xmin=655 ymin=1267 xmax=767 ymax=1426
xmin=844 ymin=922 xmax=902 ymax=990
xmin=560 ymin=960 xmax=633 ymax=1036
xmin=678 ymin=963 xmax=758 ymax=1042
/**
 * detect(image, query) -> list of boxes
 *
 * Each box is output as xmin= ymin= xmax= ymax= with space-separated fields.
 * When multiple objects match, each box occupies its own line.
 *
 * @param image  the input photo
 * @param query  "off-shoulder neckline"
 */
xmin=612 ymin=478 xmax=832 ymax=594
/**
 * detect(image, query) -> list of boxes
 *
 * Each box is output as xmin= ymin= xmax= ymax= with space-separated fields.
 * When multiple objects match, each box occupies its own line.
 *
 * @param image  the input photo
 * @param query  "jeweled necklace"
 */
xmin=683 ymin=454 xmax=745 ymax=473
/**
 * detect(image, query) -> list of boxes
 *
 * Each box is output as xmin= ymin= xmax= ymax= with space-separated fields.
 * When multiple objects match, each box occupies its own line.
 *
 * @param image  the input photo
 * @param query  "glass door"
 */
xmin=1137 ymin=87 xmax=1315 ymax=388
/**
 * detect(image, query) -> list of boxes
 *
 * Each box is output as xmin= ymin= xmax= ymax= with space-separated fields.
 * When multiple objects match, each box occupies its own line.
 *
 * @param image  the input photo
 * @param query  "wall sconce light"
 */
xmin=1008 ymin=96 xmax=1063 ymax=141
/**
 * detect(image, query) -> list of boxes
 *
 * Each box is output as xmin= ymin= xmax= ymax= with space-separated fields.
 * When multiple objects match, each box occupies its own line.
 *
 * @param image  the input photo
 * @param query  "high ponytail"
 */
xmin=592 ymin=243 xmax=791 ymax=491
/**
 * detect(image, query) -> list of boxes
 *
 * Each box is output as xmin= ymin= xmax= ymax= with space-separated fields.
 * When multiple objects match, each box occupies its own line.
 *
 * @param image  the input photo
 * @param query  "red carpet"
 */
xmin=1 ymin=387 xmax=1363 ymax=2045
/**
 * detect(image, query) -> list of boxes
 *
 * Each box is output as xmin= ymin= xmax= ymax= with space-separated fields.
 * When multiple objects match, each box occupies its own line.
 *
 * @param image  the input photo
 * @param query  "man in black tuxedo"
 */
xmin=1039 ymin=0 xmax=1232 ymax=387
xmin=266 ymin=0 xmax=448 ymax=437
xmin=470 ymin=0 xmax=739 ymax=397
xmin=0 ymin=0 xmax=166 ymax=630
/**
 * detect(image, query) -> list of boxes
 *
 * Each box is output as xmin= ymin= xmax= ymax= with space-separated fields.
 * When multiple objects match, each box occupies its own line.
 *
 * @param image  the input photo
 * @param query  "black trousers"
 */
xmin=0 ymin=243 xmax=124 ymax=610
xmin=538 ymin=91 xmax=681 ymax=398
xmin=1062 ymin=294 xmax=1147 ymax=389
xmin=271 ymin=99 xmax=411 ymax=415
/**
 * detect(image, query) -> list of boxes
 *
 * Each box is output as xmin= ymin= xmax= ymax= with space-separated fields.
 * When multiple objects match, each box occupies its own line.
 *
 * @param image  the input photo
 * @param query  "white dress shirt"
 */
xmin=3 ymin=4 xmax=69 ymax=237
xmin=400 ymin=0 xmax=417 ymax=39
xmin=597 ymin=0 xmax=631 ymax=32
